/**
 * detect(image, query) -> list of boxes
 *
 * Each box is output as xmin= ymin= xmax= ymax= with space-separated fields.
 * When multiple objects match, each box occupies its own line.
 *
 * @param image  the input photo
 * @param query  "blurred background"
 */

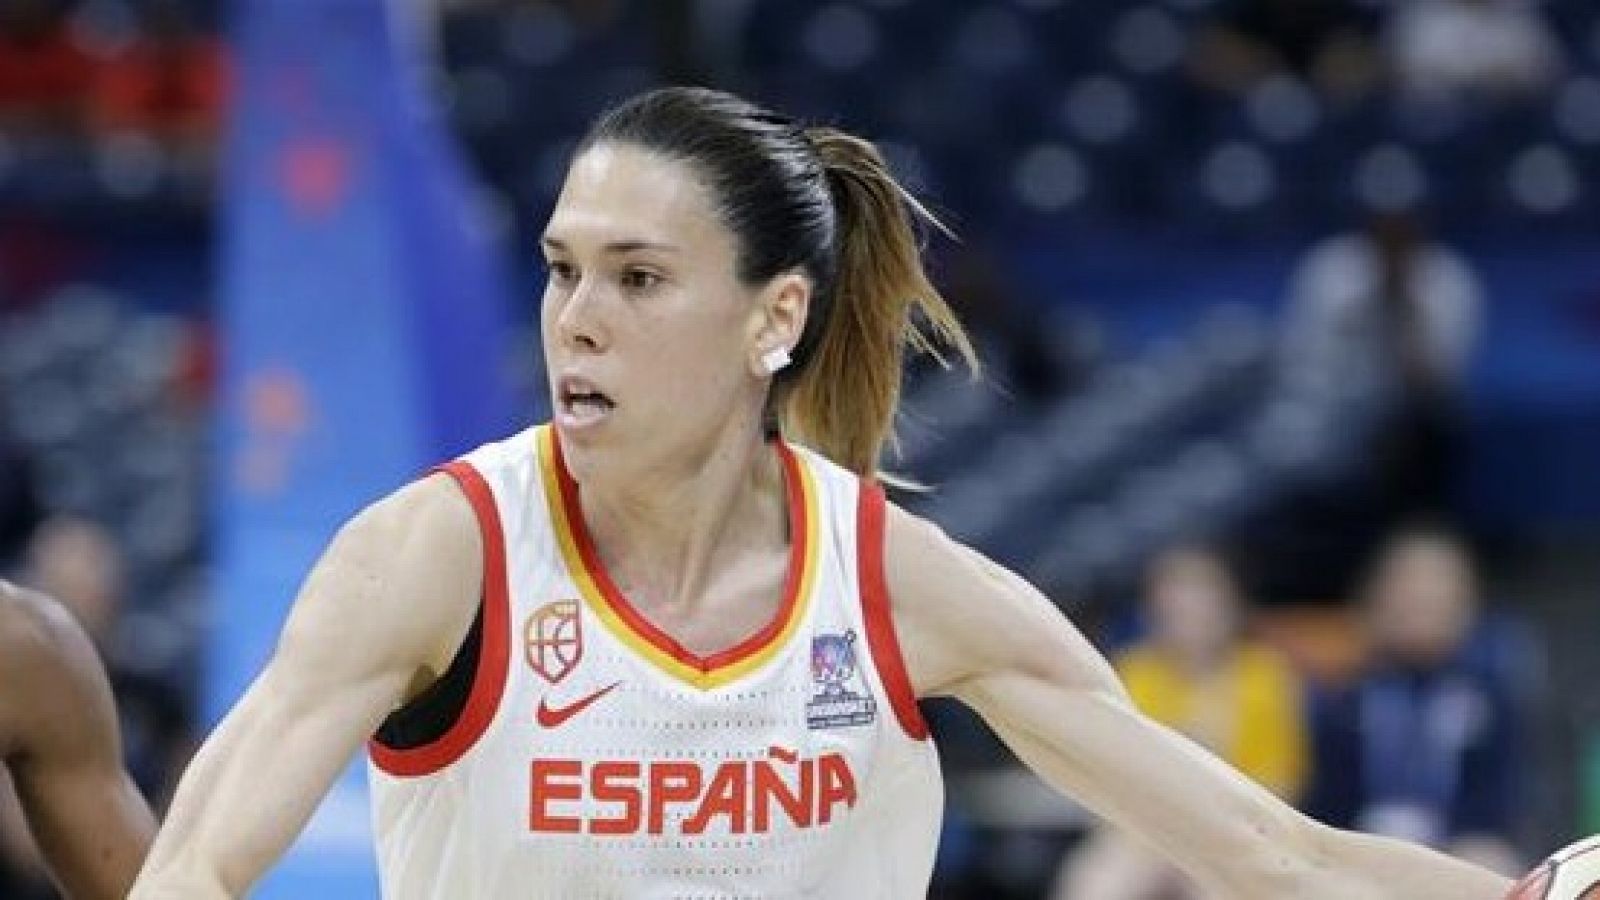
xmin=0 ymin=0 xmax=1597 ymax=896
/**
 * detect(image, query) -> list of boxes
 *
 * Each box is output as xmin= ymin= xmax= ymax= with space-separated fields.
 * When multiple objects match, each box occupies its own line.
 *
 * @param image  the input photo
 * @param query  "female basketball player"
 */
xmin=129 ymin=88 xmax=1511 ymax=898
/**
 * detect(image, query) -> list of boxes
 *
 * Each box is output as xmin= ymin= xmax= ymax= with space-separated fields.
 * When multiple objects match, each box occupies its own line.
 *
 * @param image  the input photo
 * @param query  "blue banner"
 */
xmin=215 ymin=0 xmax=518 ymax=893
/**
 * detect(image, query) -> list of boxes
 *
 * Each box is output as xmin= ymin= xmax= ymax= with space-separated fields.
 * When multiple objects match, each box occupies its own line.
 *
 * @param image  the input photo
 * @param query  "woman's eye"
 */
xmin=546 ymin=261 xmax=576 ymax=283
xmin=621 ymin=269 xmax=662 ymax=293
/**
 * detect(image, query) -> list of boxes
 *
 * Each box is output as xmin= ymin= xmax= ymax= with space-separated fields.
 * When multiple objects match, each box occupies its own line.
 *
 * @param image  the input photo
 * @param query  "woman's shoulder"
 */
xmin=288 ymin=473 xmax=484 ymax=682
xmin=327 ymin=473 xmax=483 ymax=606
xmin=361 ymin=470 xmax=478 ymax=536
xmin=874 ymin=500 xmax=996 ymax=694
xmin=878 ymin=500 xmax=1103 ymax=696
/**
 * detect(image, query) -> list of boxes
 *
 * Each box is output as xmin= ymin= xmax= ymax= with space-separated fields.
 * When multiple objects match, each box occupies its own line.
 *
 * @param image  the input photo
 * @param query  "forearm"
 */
xmin=23 ymin=770 xmax=154 ymax=900
xmin=131 ymin=671 xmax=381 ymax=899
xmin=127 ymin=873 xmax=234 ymax=900
xmin=1305 ymin=824 xmax=1512 ymax=900
xmin=128 ymin=701 xmax=266 ymax=898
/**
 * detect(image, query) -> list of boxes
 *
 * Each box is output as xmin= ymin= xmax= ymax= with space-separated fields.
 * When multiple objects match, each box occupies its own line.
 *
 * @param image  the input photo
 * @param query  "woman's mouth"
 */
xmin=557 ymin=376 xmax=615 ymax=430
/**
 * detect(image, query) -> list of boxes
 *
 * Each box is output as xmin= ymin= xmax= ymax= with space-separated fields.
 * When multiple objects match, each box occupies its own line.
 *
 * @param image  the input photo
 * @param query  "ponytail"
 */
xmin=780 ymin=128 xmax=979 ymax=478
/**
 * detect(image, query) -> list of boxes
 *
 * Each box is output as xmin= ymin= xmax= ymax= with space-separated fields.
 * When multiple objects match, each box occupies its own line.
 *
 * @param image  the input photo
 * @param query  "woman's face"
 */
xmin=539 ymin=143 xmax=803 ymax=481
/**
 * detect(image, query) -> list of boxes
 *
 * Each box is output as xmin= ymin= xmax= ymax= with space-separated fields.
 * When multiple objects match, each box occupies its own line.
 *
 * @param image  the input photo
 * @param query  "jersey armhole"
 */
xmin=368 ymin=461 xmax=511 ymax=777
xmin=856 ymin=481 xmax=930 ymax=741
xmin=371 ymin=604 xmax=482 ymax=752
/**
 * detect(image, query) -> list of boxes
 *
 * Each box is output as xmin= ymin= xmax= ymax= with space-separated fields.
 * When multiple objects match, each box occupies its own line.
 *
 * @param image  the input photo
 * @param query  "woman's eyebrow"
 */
xmin=540 ymin=236 xmax=680 ymax=255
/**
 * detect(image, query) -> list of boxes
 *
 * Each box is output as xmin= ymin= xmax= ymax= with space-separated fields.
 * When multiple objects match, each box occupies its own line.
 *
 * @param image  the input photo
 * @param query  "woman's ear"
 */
xmin=748 ymin=270 xmax=810 ymax=377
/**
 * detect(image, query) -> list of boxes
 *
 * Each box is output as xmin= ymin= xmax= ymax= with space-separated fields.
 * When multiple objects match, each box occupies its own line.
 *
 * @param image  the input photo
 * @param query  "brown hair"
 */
xmin=784 ymin=127 xmax=978 ymax=476
xmin=582 ymin=87 xmax=978 ymax=477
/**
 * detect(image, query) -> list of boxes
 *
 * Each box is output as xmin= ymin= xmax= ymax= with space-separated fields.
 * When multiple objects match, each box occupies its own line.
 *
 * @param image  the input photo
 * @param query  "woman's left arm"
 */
xmin=882 ymin=505 xmax=1510 ymax=900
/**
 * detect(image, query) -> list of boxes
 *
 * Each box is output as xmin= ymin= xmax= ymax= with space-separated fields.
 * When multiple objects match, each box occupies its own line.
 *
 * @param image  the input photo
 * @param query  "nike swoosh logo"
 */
xmin=536 ymin=681 xmax=622 ymax=728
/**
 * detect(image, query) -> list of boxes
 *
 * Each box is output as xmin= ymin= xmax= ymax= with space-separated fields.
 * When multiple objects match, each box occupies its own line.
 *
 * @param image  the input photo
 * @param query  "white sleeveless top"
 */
xmin=367 ymin=424 xmax=943 ymax=899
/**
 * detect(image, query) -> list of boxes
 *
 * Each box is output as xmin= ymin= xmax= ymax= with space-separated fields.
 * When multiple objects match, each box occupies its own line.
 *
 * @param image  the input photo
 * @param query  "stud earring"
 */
xmin=761 ymin=346 xmax=792 ymax=375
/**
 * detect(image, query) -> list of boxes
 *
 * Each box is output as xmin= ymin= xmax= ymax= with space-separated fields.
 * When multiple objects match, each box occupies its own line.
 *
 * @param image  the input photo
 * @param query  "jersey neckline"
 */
xmin=536 ymin=424 xmax=819 ymax=690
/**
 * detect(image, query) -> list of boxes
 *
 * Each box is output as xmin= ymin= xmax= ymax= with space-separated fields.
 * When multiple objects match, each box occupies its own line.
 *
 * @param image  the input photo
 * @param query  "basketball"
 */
xmin=1506 ymin=836 xmax=1600 ymax=900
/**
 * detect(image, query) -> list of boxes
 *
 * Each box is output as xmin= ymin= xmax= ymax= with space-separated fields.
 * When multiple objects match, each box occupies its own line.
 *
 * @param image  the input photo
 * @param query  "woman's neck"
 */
xmin=576 ymin=423 xmax=787 ymax=617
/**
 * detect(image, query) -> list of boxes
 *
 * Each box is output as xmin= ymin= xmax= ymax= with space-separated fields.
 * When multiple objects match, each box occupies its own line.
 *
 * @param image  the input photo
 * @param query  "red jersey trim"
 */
xmin=368 ymin=461 xmax=511 ymax=777
xmin=857 ymin=481 xmax=929 ymax=741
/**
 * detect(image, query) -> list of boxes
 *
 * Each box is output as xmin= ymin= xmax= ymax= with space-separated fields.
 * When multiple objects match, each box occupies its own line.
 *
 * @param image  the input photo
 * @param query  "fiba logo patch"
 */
xmin=525 ymin=600 xmax=583 ymax=684
xmin=806 ymin=631 xmax=877 ymax=729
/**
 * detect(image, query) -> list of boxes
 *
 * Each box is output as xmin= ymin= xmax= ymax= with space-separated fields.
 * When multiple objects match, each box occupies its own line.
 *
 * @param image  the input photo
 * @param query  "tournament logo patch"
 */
xmin=806 ymin=630 xmax=877 ymax=729
xmin=525 ymin=600 xmax=583 ymax=684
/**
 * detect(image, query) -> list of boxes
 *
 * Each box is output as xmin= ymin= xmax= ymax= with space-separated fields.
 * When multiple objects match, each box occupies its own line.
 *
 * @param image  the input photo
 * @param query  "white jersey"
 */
xmin=368 ymin=424 xmax=943 ymax=899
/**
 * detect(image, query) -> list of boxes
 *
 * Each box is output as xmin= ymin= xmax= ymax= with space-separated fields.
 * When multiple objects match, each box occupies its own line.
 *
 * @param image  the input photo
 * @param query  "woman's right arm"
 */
xmin=129 ymin=473 xmax=482 ymax=899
